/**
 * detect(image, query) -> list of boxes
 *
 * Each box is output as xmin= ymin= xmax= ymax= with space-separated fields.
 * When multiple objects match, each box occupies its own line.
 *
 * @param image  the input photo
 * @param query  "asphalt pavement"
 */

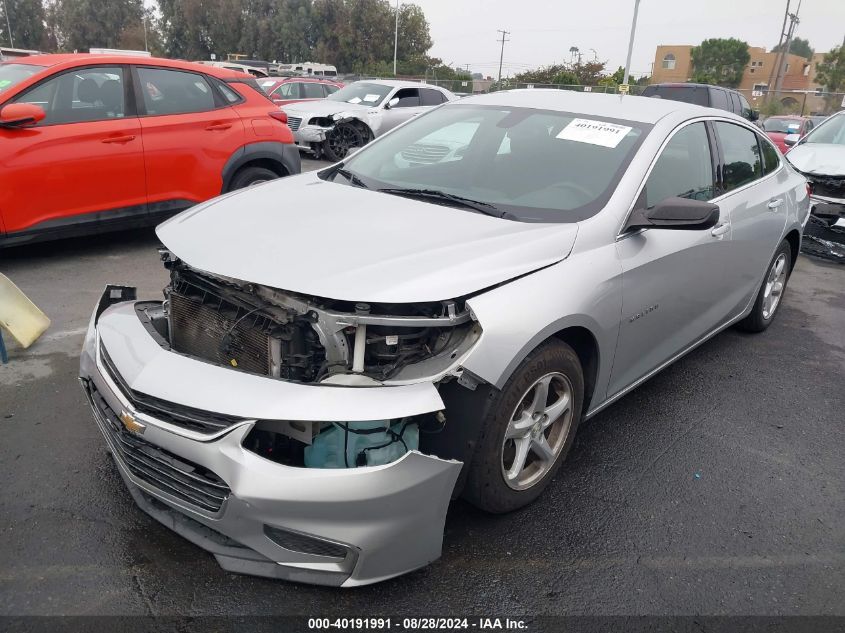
xmin=1 ymin=161 xmax=843 ymax=617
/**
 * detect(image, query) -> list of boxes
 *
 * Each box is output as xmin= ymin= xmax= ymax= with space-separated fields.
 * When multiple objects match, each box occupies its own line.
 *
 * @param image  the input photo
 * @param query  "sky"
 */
xmin=412 ymin=0 xmax=845 ymax=79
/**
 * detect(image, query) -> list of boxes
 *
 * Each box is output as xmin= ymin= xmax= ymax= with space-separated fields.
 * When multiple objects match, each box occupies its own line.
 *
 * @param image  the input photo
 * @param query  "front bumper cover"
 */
xmin=79 ymin=290 xmax=461 ymax=587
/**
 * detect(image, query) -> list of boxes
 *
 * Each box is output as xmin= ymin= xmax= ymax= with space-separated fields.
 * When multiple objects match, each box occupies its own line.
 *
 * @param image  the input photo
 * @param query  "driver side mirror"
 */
xmin=0 ymin=103 xmax=46 ymax=128
xmin=624 ymin=197 xmax=720 ymax=232
xmin=783 ymin=133 xmax=801 ymax=147
xmin=748 ymin=109 xmax=760 ymax=122
xmin=385 ymin=97 xmax=400 ymax=110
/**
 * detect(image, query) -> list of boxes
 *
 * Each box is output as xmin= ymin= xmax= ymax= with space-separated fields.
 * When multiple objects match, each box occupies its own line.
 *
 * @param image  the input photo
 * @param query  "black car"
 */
xmin=642 ymin=83 xmax=758 ymax=122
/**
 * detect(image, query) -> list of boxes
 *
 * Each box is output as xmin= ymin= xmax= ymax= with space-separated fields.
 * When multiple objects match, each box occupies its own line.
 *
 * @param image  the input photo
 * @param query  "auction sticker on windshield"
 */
xmin=556 ymin=118 xmax=633 ymax=148
xmin=363 ymin=94 xmax=381 ymax=102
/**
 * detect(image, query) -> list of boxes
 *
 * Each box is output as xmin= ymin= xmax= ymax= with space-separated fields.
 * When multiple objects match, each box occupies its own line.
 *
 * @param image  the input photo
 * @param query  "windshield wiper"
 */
xmin=323 ymin=162 xmax=369 ymax=189
xmin=378 ymin=188 xmax=510 ymax=218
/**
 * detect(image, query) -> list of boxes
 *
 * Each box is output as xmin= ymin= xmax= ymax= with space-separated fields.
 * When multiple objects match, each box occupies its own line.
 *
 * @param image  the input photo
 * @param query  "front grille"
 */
xmin=808 ymin=175 xmax=845 ymax=201
xmin=169 ymin=288 xmax=272 ymax=376
xmin=287 ymin=116 xmax=302 ymax=131
xmin=99 ymin=342 xmax=244 ymax=434
xmin=87 ymin=382 xmax=231 ymax=513
xmin=400 ymin=143 xmax=450 ymax=164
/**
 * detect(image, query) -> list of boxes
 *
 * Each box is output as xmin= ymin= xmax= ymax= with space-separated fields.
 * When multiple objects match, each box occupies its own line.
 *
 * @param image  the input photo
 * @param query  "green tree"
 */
xmin=47 ymin=0 xmax=148 ymax=52
xmin=690 ymin=37 xmax=750 ymax=87
xmin=772 ymin=36 xmax=814 ymax=60
xmin=0 ymin=0 xmax=46 ymax=50
xmin=815 ymin=44 xmax=845 ymax=93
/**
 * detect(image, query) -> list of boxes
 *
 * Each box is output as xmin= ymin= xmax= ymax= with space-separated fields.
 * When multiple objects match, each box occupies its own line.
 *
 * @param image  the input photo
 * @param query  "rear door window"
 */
xmin=642 ymin=85 xmax=709 ymax=106
xmin=301 ymin=82 xmax=325 ymax=99
xmin=420 ymin=88 xmax=446 ymax=106
xmin=710 ymin=88 xmax=729 ymax=112
xmin=714 ymin=122 xmax=763 ymax=192
xmin=137 ymin=67 xmax=216 ymax=115
xmin=760 ymin=136 xmax=780 ymax=176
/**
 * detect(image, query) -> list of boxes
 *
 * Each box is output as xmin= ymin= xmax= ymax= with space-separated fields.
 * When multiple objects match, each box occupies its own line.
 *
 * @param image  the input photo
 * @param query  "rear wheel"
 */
xmin=738 ymin=239 xmax=792 ymax=333
xmin=322 ymin=122 xmax=367 ymax=162
xmin=229 ymin=166 xmax=279 ymax=191
xmin=463 ymin=339 xmax=583 ymax=513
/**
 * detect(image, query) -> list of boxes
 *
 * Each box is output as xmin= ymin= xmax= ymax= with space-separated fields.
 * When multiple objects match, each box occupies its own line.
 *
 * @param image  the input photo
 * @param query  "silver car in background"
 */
xmin=281 ymin=79 xmax=456 ymax=161
xmin=79 ymin=90 xmax=809 ymax=587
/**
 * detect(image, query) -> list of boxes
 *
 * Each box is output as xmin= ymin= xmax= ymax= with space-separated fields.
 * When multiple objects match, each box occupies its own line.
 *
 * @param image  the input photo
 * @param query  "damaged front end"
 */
xmin=801 ymin=174 xmax=845 ymax=263
xmin=79 ymin=255 xmax=487 ymax=586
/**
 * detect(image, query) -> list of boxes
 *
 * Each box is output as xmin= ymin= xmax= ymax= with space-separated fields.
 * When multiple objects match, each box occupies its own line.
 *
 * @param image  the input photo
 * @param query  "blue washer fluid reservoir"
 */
xmin=304 ymin=420 xmax=419 ymax=468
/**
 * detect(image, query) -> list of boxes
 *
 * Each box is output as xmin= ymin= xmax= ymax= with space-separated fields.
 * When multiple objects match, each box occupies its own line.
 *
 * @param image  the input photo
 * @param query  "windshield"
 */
xmin=0 ymin=63 xmax=42 ymax=96
xmin=763 ymin=118 xmax=802 ymax=134
xmin=326 ymin=82 xmax=392 ymax=106
xmin=340 ymin=104 xmax=649 ymax=222
xmin=802 ymin=113 xmax=845 ymax=145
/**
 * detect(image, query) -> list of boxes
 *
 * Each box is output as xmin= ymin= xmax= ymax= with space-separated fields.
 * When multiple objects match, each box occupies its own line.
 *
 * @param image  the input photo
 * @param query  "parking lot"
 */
xmin=1 ymin=156 xmax=843 ymax=618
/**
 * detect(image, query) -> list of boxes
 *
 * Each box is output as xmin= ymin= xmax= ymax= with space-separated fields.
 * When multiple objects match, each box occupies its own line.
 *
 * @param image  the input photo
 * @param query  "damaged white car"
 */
xmin=281 ymin=79 xmax=456 ymax=161
xmin=80 ymin=90 xmax=808 ymax=587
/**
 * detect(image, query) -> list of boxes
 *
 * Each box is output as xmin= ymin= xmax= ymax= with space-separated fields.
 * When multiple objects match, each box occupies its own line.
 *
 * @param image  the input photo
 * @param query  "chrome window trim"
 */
xmin=616 ymin=116 xmax=784 ymax=241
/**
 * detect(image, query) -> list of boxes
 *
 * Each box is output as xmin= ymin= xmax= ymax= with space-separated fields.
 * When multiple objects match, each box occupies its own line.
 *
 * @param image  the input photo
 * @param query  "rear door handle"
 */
xmin=101 ymin=135 xmax=136 ymax=144
xmin=205 ymin=123 xmax=232 ymax=131
xmin=767 ymin=198 xmax=784 ymax=210
xmin=711 ymin=222 xmax=730 ymax=238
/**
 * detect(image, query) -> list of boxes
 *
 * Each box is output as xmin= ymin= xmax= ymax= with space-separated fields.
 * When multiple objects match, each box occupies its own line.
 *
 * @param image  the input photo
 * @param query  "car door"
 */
xmin=609 ymin=121 xmax=736 ymax=396
xmin=380 ymin=87 xmax=424 ymax=133
xmin=134 ymin=65 xmax=245 ymax=210
xmin=711 ymin=120 xmax=787 ymax=314
xmin=0 ymin=64 xmax=145 ymax=237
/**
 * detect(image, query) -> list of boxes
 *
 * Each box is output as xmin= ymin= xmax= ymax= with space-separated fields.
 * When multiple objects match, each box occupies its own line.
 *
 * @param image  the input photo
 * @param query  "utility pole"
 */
xmin=622 ymin=0 xmax=641 ymax=86
xmin=768 ymin=0 xmax=790 ymax=89
xmin=774 ymin=0 xmax=801 ymax=97
xmin=497 ymin=29 xmax=510 ymax=84
xmin=393 ymin=0 xmax=400 ymax=76
xmin=3 ymin=0 xmax=13 ymax=49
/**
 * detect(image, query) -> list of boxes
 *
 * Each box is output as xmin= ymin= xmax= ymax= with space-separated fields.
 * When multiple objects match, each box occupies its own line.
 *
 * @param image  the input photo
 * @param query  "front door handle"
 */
xmin=101 ymin=135 xmax=136 ymax=144
xmin=205 ymin=123 xmax=232 ymax=131
xmin=767 ymin=198 xmax=784 ymax=210
xmin=711 ymin=222 xmax=730 ymax=238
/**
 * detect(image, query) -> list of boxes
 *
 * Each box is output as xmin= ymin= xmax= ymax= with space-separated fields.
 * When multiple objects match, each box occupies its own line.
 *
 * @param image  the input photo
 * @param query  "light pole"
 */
xmin=3 ymin=0 xmax=14 ymax=49
xmin=622 ymin=0 xmax=641 ymax=86
xmin=393 ymin=0 xmax=399 ymax=76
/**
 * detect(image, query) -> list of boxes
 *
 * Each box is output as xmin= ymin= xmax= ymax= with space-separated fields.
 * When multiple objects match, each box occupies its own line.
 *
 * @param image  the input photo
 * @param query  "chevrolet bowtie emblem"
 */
xmin=119 ymin=410 xmax=146 ymax=435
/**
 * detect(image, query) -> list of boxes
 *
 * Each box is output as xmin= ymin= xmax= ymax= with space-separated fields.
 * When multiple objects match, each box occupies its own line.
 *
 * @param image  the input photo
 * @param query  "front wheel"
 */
xmin=322 ymin=122 xmax=367 ymax=162
xmin=229 ymin=166 xmax=279 ymax=191
xmin=738 ymin=239 xmax=792 ymax=333
xmin=463 ymin=339 xmax=584 ymax=514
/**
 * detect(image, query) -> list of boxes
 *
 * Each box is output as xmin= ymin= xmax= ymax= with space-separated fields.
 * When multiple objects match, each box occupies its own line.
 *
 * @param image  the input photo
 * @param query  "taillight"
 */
xmin=269 ymin=110 xmax=287 ymax=125
xmin=806 ymin=181 xmax=813 ymax=198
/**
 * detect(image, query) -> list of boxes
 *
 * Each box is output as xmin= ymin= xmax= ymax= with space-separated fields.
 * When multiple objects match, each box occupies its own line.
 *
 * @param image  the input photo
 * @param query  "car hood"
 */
xmin=786 ymin=143 xmax=845 ymax=176
xmin=156 ymin=174 xmax=579 ymax=303
xmin=281 ymin=99 xmax=373 ymax=117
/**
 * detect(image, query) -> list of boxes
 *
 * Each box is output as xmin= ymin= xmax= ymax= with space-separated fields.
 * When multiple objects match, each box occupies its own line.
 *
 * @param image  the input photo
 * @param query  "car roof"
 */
xmin=767 ymin=115 xmax=806 ymax=120
xmin=649 ymin=82 xmax=737 ymax=92
xmin=454 ymin=89 xmax=736 ymax=125
xmin=10 ymin=53 xmax=248 ymax=79
xmin=353 ymin=79 xmax=447 ymax=90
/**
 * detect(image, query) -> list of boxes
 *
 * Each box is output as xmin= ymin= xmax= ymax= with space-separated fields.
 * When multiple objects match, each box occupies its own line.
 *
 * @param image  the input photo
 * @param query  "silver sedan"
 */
xmin=79 ymin=90 xmax=809 ymax=587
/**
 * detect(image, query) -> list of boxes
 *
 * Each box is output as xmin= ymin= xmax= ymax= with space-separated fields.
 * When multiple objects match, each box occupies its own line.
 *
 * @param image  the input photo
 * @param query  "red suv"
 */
xmin=258 ymin=76 xmax=344 ymax=106
xmin=0 ymin=54 xmax=300 ymax=246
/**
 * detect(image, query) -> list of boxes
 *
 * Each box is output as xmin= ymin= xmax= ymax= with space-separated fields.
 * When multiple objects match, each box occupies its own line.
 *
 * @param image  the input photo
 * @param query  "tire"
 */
xmin=229 ymin=166 xmax=279 ymax=191
xmin=738 ymin=239 xmax=792 ymax=333
xmin=463 ymin=339 xmax=584 ymax=514
xmin=322 ymin=122 xmax=367 ymax=162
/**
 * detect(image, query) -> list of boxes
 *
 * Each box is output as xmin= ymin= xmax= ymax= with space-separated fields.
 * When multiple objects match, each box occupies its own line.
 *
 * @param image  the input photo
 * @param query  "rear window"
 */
xmin=642 ymin=85 xmax=709 ymax=107
xmin=763 ymin=118 xmax=803 ymax=134
xmin=0 ymin=63 xmax=42 ymax=95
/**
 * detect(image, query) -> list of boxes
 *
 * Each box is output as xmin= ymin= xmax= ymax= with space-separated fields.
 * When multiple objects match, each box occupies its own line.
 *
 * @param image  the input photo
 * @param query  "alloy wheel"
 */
xmin=762 ymin=253 xmax=788 ymax=320
xmin=500 ymin=372 xmax=574 ymax=491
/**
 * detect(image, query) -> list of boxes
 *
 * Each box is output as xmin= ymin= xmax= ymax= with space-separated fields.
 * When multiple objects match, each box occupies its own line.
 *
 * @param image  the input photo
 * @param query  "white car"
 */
xmin=281 ymin=79 xmax=456 ymax=161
